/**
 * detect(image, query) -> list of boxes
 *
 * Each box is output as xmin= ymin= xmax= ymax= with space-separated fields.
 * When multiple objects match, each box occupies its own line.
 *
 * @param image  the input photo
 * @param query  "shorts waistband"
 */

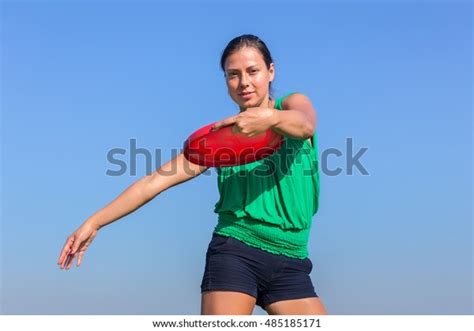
xmin=214 ymin=214 xmax=310 ymax=259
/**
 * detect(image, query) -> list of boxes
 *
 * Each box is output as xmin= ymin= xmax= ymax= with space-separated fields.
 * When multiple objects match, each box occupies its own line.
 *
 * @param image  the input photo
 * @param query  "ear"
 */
xmin=268 ymin=63 xmax=275 ymax=82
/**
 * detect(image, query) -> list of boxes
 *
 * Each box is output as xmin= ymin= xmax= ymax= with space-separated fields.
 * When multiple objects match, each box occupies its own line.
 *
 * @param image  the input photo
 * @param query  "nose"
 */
xmin=239 ymin=73 xmax=250 ymax=88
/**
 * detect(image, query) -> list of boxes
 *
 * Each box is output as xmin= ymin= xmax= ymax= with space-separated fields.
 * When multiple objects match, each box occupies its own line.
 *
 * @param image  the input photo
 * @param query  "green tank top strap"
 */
xmin=273 ymin=92 xmax=298 ymax=110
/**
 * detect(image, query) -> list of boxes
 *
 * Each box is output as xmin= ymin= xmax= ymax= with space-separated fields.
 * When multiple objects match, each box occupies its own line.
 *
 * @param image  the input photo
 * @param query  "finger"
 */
xmin=231 ymin=125 xmax=241 ymax=134
xmin=68 ymin=237 xmax=87 ymax=269
xmin=57 ymin=237 xmax=72 ymax=263
xmin=61 ymin=250 xmax=72 ymax=270
xmin=65 ymin=251 xmax=77 ymax=270
xmin=57 ymin=237 xmax=74 ymax=265
xmin=76 ymin=250 xmax=85 ymax=267
xmin=69 ymin=238 xmax=83 ymax=256
xmin=212 ymin=116 xmax=238 ymax=130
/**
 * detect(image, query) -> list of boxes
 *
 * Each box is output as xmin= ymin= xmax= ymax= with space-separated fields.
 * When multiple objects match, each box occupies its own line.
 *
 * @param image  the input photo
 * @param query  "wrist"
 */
xmin=86 ymin=217 xmax=103 ymax=231
xmin=269 ymin=108 xmax=280 ymax=129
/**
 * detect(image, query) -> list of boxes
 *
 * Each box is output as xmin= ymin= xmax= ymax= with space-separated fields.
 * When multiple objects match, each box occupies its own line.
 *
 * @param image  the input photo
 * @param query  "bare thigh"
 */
xmin=201 ymin=291 xmax=257 ymax=315
xmin=264 ymin=297 xmax=328 ymax=315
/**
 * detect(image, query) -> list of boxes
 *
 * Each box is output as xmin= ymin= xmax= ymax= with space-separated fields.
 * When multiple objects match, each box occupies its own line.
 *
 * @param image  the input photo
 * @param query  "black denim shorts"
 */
xmin=200 ymin=233 xmax=318 ymax=310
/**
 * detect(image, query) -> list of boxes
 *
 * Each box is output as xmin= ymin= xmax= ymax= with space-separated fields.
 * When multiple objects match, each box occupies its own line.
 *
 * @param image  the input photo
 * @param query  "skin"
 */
xmin=57 ymin=153 xmax=208 ymax=270
xmin=202 ymin=46 xmax=326 ymax=315
xmin=201 ymin=291 xmax=327 ymax=315
xmin=57 ymin=45 xmax=326 ymax=315
xmin=212 ymin=46 xmax=318 ymax=147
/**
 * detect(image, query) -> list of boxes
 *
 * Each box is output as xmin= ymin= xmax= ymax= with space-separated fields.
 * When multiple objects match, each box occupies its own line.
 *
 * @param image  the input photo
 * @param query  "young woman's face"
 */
xmin=224 ymin=47 xmax=275 ymax=111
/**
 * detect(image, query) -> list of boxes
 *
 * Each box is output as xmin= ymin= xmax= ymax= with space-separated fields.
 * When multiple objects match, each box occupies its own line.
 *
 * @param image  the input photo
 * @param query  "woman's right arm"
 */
xmin=89 ymin=152 xmax=209 ymax=230
xmin=57 ymin=152 xmax=208 ymax=269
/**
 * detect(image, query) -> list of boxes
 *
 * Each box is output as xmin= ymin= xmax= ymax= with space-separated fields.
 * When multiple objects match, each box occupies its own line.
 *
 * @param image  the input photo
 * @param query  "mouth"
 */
xmin=239 ymin=92 xmax=255 ymax=98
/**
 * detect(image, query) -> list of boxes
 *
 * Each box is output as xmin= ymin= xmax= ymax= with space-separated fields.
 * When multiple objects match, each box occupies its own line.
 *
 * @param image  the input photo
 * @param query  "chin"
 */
xmin=232 ymin=94 xmax=259 ymax=109
xmin=241 ymin=101 xmax=257 ymax=109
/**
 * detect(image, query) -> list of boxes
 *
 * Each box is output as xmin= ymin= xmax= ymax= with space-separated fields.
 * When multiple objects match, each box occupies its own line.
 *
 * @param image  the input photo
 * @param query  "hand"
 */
xmin=211 ymin=107 xmax=278 ymax=137
xmin=57 ymin=221 xmax=100 ymax=270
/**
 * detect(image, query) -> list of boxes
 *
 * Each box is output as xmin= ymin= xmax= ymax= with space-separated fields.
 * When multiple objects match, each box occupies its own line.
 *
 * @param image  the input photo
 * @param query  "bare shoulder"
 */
xmin=281 ymin=93 xmax=315 ymax=112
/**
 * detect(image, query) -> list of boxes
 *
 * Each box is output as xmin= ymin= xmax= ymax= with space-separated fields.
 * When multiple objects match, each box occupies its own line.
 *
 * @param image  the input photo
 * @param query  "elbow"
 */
xmin=302 ymin=123 xmax=315 ymax=139
xmin=142 ymin=172 xmax=165 ymax=200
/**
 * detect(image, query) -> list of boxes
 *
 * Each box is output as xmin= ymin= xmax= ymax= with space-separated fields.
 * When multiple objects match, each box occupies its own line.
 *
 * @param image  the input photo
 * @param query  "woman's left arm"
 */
xmin=271 ymin=93 xmax=317 ymax=140
xmin=211 ymin=93 xmax=317 ymax=139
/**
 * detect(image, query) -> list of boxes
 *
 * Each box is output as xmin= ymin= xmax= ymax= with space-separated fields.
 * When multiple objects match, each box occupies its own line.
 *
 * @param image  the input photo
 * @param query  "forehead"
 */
xmin=225 ymin=47 xmax=265 ymax=70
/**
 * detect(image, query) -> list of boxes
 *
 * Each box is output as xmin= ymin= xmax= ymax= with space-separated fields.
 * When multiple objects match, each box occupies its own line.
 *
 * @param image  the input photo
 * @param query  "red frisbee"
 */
xmin=183 ymin=121 xmax=284 ymax=167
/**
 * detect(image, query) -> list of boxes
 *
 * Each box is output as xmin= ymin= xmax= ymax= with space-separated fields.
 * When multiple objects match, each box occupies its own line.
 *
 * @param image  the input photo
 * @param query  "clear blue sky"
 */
xmin=1 ymin=1 xmax=472 ymax=314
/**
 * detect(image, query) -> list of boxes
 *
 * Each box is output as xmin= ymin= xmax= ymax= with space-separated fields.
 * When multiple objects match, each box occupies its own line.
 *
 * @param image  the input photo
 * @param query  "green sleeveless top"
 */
xmin=213 ymin=92 xmax=320 ymax=259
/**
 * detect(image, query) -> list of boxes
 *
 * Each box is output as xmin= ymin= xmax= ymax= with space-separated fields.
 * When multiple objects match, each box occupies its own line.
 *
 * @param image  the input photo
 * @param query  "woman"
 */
xmin=57 ymin=34 xmax=327 ymax=315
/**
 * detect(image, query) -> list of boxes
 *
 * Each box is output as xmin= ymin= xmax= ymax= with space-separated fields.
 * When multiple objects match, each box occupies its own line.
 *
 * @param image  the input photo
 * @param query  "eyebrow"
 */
xmin=226 ymin=65 xmax=259 ymax=72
